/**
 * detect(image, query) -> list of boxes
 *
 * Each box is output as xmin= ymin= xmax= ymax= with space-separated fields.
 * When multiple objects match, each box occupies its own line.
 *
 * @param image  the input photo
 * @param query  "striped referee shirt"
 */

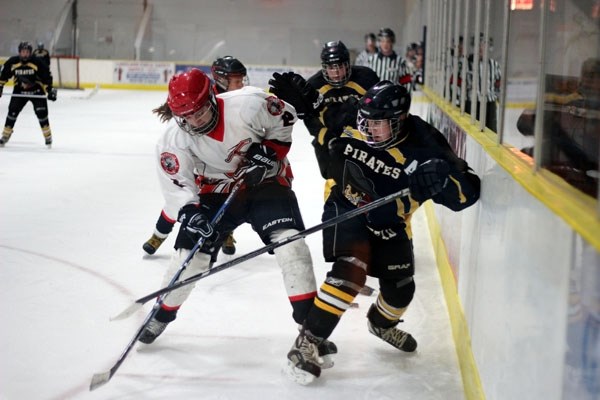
xmin=466 ymin=55 xmax=501 ymax=102
xmin=367 ymin=51 xmax=413 ymax=92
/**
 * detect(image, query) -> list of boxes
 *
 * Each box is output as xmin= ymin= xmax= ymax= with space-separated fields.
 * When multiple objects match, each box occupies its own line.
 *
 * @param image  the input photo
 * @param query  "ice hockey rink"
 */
xmin=0 ymin=88 xmax=465 ymax=400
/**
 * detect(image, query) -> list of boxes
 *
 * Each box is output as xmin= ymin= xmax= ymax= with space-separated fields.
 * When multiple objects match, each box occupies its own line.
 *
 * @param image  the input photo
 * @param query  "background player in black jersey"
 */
xmin=142 ymin=56 xmax=248 ymax=257
xmin=33 ymin=42 xmax=51 ymax=67
xmin=0 ymin=41 xmax=56 ymax=148
xmin=281 ymin=81 xmax=481 ymax=384
xmin=269 ymin=40 xmax=379 ymax=180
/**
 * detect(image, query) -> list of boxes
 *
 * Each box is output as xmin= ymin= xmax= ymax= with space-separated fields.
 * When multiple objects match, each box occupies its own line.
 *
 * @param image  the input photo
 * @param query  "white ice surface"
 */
xmin=0 ymin=88 xmax=464 ymax=400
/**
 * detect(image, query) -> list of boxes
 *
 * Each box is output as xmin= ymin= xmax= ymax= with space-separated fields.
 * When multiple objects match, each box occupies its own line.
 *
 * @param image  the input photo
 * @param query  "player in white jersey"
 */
xmin=142 ymin=57 xmax=248 ymax=256
xmin=138 ymin=69 xmax=337 ymax=364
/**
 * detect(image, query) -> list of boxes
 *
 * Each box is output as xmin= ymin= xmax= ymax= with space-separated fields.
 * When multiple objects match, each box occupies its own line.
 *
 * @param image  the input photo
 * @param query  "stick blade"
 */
xmin=89 ymin=371 xmax=111 ymax=391
xmin=110 ymin=302 xmax=143 ymax=321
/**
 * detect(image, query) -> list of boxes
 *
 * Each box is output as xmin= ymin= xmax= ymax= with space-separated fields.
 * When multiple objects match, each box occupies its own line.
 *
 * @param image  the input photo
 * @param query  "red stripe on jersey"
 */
xmin=263 ymin=139 xmax=291 ymax=160
xmin=289 ymin=291 xmax=317 ymax=302
xmin=207 ymin=98 xmax=225 ymax=142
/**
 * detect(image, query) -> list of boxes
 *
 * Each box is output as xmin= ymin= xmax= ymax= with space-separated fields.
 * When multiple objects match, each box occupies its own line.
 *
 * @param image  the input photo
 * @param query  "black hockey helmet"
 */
xmin=357 ymin=80 xmax=411 ymax=149
xmin=211 ymin=56 xmax=248 ymax=93
xmin=320 ymin=41 xmax=351 ymax=87
xmin=18 ymin=41 xmax=33 ymax=61
xmin=378 ymin=28 xmax=396 ymax=44
xmin=36 ymin=41 xmax=45 ymax=50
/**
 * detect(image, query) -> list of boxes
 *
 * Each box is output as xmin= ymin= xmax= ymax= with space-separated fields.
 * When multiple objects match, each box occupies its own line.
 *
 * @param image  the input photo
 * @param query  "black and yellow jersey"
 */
xmin=33 ymin=48 xmax=51 ymax=67
xmin=327 ymin=114 xmax=481 ymax=240
xmin=0 ymin=55 xmax=53 ymax=93
xmin=304 ymin=65 xmax=380 ymax=178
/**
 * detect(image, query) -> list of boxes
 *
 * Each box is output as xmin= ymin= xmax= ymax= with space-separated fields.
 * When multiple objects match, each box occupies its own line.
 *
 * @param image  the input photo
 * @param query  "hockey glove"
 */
xmin=178 ymin=205 xmax=218 ymax=244
xmin=47 ymin=88 xmax=57 ymax=101
xmin=408 ymin=159 xmax=450 ymax=202
xmin=268 ymin=72 xmax=322 ymax=119
xmin=243 ymin=142 xmax=278 ymax=186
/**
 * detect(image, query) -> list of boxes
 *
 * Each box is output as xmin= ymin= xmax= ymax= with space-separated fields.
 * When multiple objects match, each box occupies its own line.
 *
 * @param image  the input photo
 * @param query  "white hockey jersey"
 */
xmin=156 ymin=86 xmax=297 ymax=220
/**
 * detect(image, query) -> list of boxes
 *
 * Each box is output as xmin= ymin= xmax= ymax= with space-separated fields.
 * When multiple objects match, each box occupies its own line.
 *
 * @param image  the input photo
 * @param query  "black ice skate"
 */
xmin=367 ymin=319 xmax=417 ymax=352
xmin=221 ymin=232 xmax=236 ymax=255
xmin=138 ymin=318 xmax=169 ymax=344
xmin=45 ymin=137 xmax=52 ymax=149
xmin=0 ymin=135 xmax=9 ymax=147
xmin=143 ymin=233 xmax=167 ymax=255
xmin=285 ymin=327 xmax=322 ymax=385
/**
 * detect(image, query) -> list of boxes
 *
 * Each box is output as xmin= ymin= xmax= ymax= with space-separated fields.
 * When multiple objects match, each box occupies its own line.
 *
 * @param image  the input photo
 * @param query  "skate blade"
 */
xmin=283 ymin=360 xmax=317 ymax=385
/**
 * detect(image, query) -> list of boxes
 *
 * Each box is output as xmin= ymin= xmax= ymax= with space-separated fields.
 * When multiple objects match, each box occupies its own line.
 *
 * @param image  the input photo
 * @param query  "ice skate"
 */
xmin=0 ymin=135 xmax=10 ymax=147
xmin=138 ymin=318 xmax=169 ymax=344
xmin=221 ymin=232 xmax=236 ymax=255
xmin=317 ymin=338 xmax=337 ymax=369
xmin=367 ymin=319 xmax=417 ymax=352
xmin=143 ymin=233 xmax=167 ymax=255
xmin=284 ymin=327 xmax=322 ymax=385
xmin=45 ymin=137 xmax=52 ymax=149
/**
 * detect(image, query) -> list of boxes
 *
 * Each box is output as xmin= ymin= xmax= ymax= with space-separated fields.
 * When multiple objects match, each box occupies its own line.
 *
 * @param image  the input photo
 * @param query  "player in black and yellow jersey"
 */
xmin=0 ymin=41 xmax=56 ymax=148
xmin=279 ymin=81 xmax=481 ymax=384
xmin=270 ymin=41 xmax=380 ymax=179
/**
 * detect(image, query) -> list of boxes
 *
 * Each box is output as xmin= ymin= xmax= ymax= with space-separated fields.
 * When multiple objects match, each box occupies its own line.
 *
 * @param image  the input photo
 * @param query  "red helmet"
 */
xmin=167 ymin=68 xmax=219 ymax=135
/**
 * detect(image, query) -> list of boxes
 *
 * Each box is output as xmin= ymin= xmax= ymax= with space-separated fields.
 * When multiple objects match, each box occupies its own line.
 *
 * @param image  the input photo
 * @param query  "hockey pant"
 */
xmin=3 ymin=94 xmax=51 ymax=141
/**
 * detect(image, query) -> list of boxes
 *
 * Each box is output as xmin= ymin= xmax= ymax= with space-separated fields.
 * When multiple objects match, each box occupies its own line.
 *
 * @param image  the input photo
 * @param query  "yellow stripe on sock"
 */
xmin=314 ymin=297 xmax=344 ymax=317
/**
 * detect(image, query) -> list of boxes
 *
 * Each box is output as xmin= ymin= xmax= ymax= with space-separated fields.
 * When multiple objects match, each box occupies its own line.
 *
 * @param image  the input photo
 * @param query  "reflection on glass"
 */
xmin=518 ymin=59 xmax=599 ymax=197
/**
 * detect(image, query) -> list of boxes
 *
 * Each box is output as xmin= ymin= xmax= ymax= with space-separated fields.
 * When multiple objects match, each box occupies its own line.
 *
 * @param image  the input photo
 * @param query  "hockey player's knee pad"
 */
xmin=379 ymin=276 xmax=415 ymax=308
xmin=270 ymin=229 xmax=317 ymax=297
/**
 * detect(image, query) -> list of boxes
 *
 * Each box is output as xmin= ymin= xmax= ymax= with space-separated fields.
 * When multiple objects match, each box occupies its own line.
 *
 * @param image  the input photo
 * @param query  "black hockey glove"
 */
xmin=243 ymin=142 xmax=278 ymax=186
xmin=178 ymin=204 xmax=218 ymax=244
xmin=408 ymin=159 xmax=450 ymax=202
xmin=47 ymin=88 xmax=57 ymax=101
xmin=268 ymin=72 xmax=322 ymax=119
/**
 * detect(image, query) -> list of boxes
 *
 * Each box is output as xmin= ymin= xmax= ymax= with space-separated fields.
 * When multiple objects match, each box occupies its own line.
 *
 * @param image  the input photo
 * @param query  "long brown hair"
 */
xmin=152 ymin=102 xmax=173 ymax=123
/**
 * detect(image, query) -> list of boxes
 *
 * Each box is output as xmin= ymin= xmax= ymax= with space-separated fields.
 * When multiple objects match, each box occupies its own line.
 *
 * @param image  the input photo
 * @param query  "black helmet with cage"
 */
xmin=320 ymin=40 xmax=352 ymax=87
xmin=18 ymin=41 xmax=33 ymax=61
xmin=211 ymin=56 xmax=248 ymax=93
xmin=357 ymin=80 xmax=411 ymax=149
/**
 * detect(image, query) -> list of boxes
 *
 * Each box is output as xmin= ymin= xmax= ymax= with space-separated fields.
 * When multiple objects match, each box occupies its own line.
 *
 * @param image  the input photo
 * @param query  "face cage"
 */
xmin=174 ymin=95 xmax=219 ymax=136
xmin=356 ymin=114 xmax=402 ymax=149
xmin=215 ymin=74 xmax=249 ymax=93
xmin=321 ymin=61 xmax=351 ymax=87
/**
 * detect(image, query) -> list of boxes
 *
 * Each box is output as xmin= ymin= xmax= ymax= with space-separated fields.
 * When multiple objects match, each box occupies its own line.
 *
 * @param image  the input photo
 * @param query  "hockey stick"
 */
xmin=3 ymin=93 xmax=48 ymax=99
xmin=112 ymin=187 xmax=411 ymax=321
xmin=89 ymin=178 xmax=245 ymax=391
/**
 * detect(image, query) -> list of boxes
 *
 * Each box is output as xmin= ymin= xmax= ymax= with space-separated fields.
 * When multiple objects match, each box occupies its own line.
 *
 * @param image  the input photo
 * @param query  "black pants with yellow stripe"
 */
xmin=305 ymin=195 xmax=416 ymax=339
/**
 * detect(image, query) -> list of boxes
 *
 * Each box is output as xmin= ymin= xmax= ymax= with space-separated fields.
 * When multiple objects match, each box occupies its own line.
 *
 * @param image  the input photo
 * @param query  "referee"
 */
xmin=465 ymin=34 xmax=501 ymax=131
xmin=367 ymin=28 xmax=413 ymax=93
